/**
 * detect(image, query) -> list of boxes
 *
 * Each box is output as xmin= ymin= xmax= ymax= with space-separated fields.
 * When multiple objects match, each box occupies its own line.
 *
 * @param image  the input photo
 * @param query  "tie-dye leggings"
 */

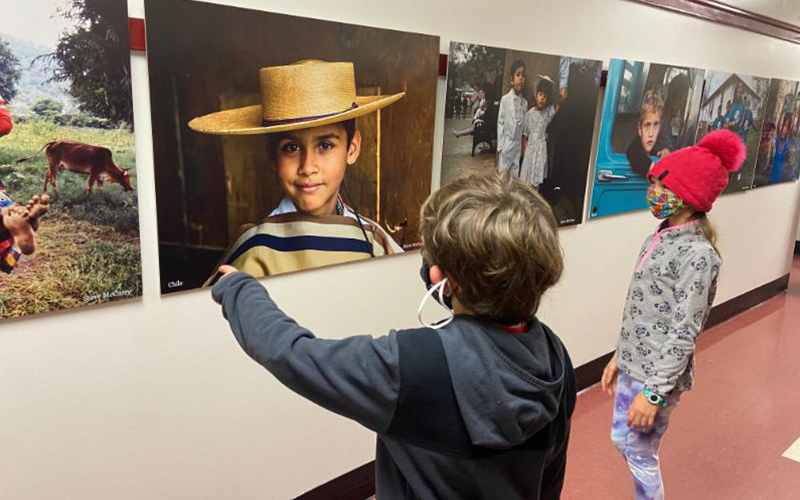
xmin=611 ymin=372 xmax=681 ymax=500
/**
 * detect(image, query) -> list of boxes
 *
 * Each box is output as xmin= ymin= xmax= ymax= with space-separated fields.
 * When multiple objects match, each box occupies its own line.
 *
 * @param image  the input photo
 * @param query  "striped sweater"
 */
xmin=205 ymin=198 xmax=401 ymax=285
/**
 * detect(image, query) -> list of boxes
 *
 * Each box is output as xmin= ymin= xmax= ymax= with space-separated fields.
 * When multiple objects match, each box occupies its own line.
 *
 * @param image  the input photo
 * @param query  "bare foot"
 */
xmin=1 ymin=205 xmax=35 ymax=255
xmin=0 ymin=194 xmax=49 ymax=255
xmin=25 ymin=194 xmax=50 ymax=231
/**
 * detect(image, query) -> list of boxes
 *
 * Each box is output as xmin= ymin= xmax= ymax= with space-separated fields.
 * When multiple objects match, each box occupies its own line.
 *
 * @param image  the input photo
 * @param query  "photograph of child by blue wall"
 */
xmin=441 ymin=41 xmax=601 ymax=227
xmin=589 ymin=59 xmax=704 ymax=219
xmin=695 ymin=71 xmax=769 ymax=193
xmin=753 ymin=79 xmax=800 ymax=187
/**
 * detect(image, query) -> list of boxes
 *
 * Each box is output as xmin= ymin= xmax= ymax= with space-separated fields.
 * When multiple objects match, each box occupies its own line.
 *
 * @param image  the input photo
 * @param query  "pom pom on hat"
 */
xmin=695 ymin=129 xmax=747 ymax=173
xmin=647 ymin=129 xmax=746 ymax=213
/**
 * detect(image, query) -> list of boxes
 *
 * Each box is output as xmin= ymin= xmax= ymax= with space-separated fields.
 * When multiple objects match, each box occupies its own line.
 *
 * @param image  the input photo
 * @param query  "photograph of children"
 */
xmin=441 ymin=41 xmax=602 ymax=226
xmin=589 ymin=59 xmax=704 ymax=219
xmin=752 ymin=79 xmax=800 ymax=187
xmin=0 ymin=0 xmax=140 ymax=320
xmin=144 ymin=0 xmax=439 ymax=294
xmin=695 ymin=71 xmax=769 ymax=192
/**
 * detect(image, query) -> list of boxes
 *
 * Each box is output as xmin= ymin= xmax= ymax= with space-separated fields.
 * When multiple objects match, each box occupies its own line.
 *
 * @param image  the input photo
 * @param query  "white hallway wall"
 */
xmin=2 ymin=0 xmax=800 ymax=499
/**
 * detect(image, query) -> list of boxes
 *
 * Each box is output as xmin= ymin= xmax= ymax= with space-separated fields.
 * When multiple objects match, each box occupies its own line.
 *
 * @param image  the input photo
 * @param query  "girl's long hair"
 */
xmin=693 ymin=212 xmax=720 ymax=258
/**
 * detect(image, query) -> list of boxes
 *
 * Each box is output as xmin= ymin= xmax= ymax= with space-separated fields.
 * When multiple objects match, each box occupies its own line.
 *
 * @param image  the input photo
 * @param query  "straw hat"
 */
xmin=189 ymin=60 xmax=405 ymax=135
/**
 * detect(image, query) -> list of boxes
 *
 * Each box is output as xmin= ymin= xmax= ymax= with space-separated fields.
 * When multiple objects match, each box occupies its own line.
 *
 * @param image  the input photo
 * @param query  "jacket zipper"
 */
xmin=636 ymin=221 xmax=698 ymax=272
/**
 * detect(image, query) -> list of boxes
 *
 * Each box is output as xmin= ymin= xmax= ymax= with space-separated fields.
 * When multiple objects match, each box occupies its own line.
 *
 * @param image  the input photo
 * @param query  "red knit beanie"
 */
xmin=647 ymin=129 xmax=746 ymax=212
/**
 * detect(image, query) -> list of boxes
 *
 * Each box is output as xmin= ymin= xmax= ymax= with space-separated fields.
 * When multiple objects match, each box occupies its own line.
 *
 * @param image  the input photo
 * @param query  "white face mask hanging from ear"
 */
xmin=417 ymin=278 xmax=455 ymax=330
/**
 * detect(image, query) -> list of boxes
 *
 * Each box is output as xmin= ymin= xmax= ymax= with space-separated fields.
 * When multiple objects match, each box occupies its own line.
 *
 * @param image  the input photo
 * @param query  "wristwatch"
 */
xmin=643 ymin=387 xmax=668 ymax=408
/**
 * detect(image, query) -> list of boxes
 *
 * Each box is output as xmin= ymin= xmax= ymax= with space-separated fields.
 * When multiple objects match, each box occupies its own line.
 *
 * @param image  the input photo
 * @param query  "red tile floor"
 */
xmin=563 ymin=256 xmax=800 ymax=500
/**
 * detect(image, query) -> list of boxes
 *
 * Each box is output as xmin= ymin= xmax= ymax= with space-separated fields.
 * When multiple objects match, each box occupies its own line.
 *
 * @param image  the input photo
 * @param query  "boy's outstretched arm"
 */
xmin=212 ymin=271 xmax=400 ymax=434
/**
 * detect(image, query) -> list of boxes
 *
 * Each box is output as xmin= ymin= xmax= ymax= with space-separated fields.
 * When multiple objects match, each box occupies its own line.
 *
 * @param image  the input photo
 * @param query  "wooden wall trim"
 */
xmin=294 ymin=462 xmax=374 ymax=500
xmin=627 ymin=0 xmax=800 ymax=44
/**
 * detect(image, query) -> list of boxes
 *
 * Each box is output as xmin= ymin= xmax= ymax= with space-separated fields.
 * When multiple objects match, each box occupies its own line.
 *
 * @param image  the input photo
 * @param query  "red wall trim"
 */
xmin=628 ymin=0 xmax=800 ymax=44
xmin=129 ymin=17 xmax=146 ymax=52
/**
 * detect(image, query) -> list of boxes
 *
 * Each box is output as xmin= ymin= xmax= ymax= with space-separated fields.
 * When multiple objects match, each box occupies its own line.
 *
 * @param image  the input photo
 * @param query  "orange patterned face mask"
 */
xmin=647 ymin=188 xmax=685 ymax=219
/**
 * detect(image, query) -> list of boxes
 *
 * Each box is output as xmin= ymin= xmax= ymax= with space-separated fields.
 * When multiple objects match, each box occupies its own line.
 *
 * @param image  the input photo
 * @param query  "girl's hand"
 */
xmin=627 ymin=392 xmax=658 ymax=431
xmin=601 ymin=355 xmax=618 ymax=396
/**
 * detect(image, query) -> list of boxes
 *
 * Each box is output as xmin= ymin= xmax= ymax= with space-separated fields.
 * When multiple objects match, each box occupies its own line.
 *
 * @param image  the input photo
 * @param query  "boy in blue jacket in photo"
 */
xmin=212 ymin=171 xmax=577 ymax=500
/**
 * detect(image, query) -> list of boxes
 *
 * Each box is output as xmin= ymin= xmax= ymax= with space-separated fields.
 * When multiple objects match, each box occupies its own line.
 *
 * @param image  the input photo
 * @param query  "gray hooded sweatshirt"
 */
xmin=213 ymin=272 xmax=576 ymax=500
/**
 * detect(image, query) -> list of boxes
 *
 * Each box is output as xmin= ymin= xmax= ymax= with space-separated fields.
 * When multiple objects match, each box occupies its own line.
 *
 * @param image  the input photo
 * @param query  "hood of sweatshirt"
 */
xmin=436 ymin=315 xmax=569 ymax=449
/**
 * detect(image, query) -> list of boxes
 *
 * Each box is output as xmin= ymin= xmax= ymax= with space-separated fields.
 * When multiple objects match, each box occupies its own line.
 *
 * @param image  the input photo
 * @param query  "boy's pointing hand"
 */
xmin=218 ymin=265 xmax=238 ymax=277
xmin=212 ymin=265 xmax=241 ymax=304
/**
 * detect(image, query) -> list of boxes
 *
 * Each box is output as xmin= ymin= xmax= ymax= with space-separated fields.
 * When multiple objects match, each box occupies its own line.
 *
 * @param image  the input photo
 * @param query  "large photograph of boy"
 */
xmin=695 ymin=71 xmax=769 ymax=192
xmin=752 ymin=79 xmax=800 ymax=187
xmin=441 ymin=41 xmax=601 ymax=226
xmin=589 ymin=59 xmax=704 ymax=219
xmin=0 ymin=0 xmax=140 ymax=320
xmin=145 ymin=0 xmax=438 ymax=294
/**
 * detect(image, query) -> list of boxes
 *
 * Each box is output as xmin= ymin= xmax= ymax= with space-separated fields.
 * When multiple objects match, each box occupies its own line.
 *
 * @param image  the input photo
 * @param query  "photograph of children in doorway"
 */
xmin=144 ymin=0 xmax=439 ymax=294
xmin=753 ymin=79 xmax=800 ymax=187
xmin=589 ymin=59 xmax=705 ymax=219
xmin=441 ymin=41 xmax=601 ymax=226
xmin=695 ymin=71 xmax=769 ymax=192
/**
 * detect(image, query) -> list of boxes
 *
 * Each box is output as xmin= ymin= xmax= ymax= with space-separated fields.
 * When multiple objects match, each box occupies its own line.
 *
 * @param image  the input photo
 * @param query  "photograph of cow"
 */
xmin=145 ymin=0 xmax=438 ymax=294
xmin=0 ymin=0 xmax=140 ymax=320
xmin=695 ymin=71 xmax=770 ymax=193
xmin=441 ymin=41 xmax=602 ymax=227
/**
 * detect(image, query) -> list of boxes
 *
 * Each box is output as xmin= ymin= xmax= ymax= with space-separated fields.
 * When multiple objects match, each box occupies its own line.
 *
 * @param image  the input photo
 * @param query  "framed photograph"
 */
xmin=589 ymin=59 xmax=704 ymax=219
xmin=441 ymin=41 xmax=602 ymax=226
xmin=752 ymin=79 xmax=800 ymax=187
xmin=695 ymin=70 xmax=770 ymax=192
xmin=0 ymin=0 xmax=140 ymax=320
xmin=145 ymin=0 xmax=439 ymax=294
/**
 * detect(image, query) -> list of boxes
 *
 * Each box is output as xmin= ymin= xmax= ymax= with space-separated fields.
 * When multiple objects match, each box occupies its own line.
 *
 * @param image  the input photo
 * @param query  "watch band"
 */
xmin=643 ymin=387 xmax=668 ymax=408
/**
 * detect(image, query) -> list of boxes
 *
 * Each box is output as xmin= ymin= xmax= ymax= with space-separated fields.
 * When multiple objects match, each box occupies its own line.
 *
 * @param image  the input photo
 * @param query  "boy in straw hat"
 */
xmin=191 ymin=60 xmax=404 ymax=284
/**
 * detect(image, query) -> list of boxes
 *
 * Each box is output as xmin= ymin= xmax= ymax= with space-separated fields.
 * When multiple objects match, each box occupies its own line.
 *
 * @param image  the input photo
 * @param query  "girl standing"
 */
xmin=520 ymin=76 xmax=560 ymax=188
xmin=601 ymin=129 xmax=746 ymax=500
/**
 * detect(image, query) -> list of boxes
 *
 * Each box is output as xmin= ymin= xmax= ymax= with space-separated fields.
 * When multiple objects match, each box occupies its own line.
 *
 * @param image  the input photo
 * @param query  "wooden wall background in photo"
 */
xmin=628 ymin=0 xmax=800 ymax=44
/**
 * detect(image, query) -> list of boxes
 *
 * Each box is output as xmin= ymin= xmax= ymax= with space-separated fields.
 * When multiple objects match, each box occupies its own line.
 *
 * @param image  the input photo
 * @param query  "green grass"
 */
xmin=0 ymin=119 xmax=139 ymax=233
xmin=72 ymin=239 xmax=143 ymax=299
xmin=0 ymin=214 xmax=142 ymax=319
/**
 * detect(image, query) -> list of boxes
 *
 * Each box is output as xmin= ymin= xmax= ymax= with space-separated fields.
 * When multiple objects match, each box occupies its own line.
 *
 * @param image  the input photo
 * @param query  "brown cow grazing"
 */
xmin=17 ymin=141 xmax=133 ymax=196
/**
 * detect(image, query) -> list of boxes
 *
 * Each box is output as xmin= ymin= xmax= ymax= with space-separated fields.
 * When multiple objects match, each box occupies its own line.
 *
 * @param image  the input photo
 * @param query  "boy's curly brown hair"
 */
xmin=420 ymin=171 xmax=563 ymax=325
